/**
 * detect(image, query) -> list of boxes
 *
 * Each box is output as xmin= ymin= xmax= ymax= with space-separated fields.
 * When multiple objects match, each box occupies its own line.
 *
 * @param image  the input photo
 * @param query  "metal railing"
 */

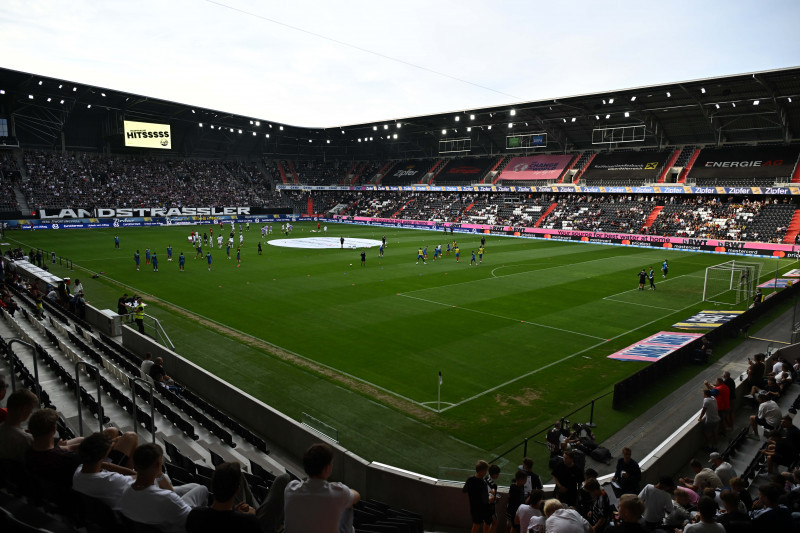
xmin=8 ymin=339 xmax=41 ymax=406
xmin=131 ymin=377 xmax=156 ymax=443
xmin=75 ymin=361 xmax=104 ymax=435
xmin=122 ymin=313 xmax=175 ymax=350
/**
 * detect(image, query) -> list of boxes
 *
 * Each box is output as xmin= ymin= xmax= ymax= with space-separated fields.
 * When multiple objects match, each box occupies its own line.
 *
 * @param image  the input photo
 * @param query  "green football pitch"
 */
xmin=4 ymin=223 xmax=792 ymax=478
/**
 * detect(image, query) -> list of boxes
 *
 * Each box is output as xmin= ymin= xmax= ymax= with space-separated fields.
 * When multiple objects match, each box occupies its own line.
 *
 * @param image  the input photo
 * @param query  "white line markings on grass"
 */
xmin=603 ymin=299 xmax=683 ymax=311
xmin=397 ymin=293 xmax=608 ymax=341
xmin=436 ymin=295 xmax=707 ymax=413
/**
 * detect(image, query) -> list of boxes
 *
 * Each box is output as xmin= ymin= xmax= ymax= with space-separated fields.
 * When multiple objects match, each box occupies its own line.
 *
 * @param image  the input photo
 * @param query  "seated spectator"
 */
xmin=0 ymin=388 xmax=37 ymax=462
xmin=73 ymin=430 xmax=138 ymax=510
xmin=612 ymin=447 xmax=642 ymax=495
xmin=582 ymin=478 xmax=612 ymax=533
xmin=749 ymin=483 xmax=792 ymax=530
xmin=663 ymin=487 xmax=693 ymax=530
xmin=543 ymin=498 xmax=591 ymax=533
xmin=604 ymin=494 xmax=647 ymax=533
xmin=140 ymin=352 xmax=154 ymax=379
xmin=708 ymin=452 xmax=737 ymax=487
xmin=728 ymin=477 xmax=752 ymax=511
xmin=761 ymin=430 xmax=796 ymax=475
xmin=684 ymin=496 xmax=724 ymax=533
xmin=751 ymin=377 xmax=781 ymax=402
xmin=186 ymin=462 xmax=261 ymax=533
xmin=149 ymin=356 xmax=175 ymax=386
xmin=749 ymin=392 xmax=782 ymax=438
xmin=680 ymin=459 xmax=723 ymax=493
xmin=119 ymin=443 xmax=209 ymax=533
xmin=285 ymin=442 xmax=360 ymax=533
xmin=25 ymin=408 xmax=82 ymax=490
xmin=717 ymin=489 xmax=751 ymax=533
xmin=637 ymin=476 xmax=675 ymax=529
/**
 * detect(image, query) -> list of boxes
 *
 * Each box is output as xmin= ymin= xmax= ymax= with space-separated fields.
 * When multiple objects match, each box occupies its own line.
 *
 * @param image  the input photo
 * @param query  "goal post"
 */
xmin=702 ymin=260 xmax=762 ymax=305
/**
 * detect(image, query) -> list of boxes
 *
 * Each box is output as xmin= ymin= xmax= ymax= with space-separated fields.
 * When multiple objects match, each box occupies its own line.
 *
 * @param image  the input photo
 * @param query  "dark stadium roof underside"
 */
xmin=0 ymin=66 xmax=798 ymax=159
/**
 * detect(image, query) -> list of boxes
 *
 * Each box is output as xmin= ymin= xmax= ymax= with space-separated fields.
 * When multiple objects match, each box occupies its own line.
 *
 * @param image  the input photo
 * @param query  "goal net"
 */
xmin=703 ymin=260 xmax=762 ymax=305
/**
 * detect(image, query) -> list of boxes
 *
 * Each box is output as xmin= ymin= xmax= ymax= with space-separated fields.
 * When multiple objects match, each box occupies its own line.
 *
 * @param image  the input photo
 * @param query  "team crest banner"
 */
xmin=607 ymin=332 xmax=703 ymax=362
xmin=673 ymin=310 xmax=745 ymax=330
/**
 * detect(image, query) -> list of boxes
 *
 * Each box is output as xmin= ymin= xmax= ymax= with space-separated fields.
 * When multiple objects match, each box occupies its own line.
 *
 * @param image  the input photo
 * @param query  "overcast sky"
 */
xmin=1 ymin=0 xmax=798 ymax=128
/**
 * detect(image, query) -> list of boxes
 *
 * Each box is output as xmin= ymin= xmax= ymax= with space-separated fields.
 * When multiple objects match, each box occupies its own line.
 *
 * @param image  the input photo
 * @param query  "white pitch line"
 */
xmin=602 ymin=274 xmax=693 ymax=300
xmin=397 ymin=293 xmax=608 ymax=341
xmin=603 ymin=298 xmax=683 ymax=312
xmin=437 ymin=296 xmax=707 ymax=413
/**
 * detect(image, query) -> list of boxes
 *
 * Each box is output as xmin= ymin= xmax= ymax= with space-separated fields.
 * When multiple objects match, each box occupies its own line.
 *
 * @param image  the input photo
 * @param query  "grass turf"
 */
xmin=6 ymin=222 xmax=792 ymax=478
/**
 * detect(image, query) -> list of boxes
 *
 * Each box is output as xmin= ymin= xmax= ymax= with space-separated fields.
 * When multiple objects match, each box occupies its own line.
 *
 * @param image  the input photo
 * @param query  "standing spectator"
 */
xmin=637 ymin=476 xmax=675 ymax=529
xmin=284 ymin=442 xmax=360 ymax=533
xmin=698 ymin=389 xmax=720 ymax=451
xmin=519 ymin=489 xmax=545 ymax=533
xmin=486 ymin=464 xmax=500 ymax=533
xmin=0 ymin=388 xmax=37 ymax=462
xmin=186 ymin=462 xmax=261 ymax=533
xmin=134 ymin=298 xmax=145 ymax=333
xmin=722 ymin=371 xmax=736 ymax=428
xmin=746 ymin=353 xmax=766 ymax=391
xmin=463 ymin=460 xmax=491 ymax=533
xmin=119 ymin=443 xmax=209 ymax=533
xmin=519 ymin=457 xmax=543 ymax=500
xmin=582 ymin=478 xmax=613 ymax=533
xmin=612 ymin=447 xmax=642 ymax=495
xmin=506 ymin=470 xmax=527 ymax=532
xmin=117 ymin=293 xmax=128 ymax=315
xmin=552 ymin=450 xmax=584 ymax=507
xmin=705 ymin=377 xmax=732 ymax=434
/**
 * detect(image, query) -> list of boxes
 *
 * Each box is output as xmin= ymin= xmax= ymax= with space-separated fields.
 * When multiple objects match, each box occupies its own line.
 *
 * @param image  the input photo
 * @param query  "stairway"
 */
xmin=782 ymin=209 xmax=800 ymax=244
xmin=534 ymin=202 xmax=558 ymax=227
xmin=13 ymin=187 xmax=29 ymax=215
xmin=287 ymin=161 xmax=299 ymax=183
xmin=657 ymin=150 xmax=681 ymax=183
xmin=276 ymin=161 xmax=288 ymax=184
xmin=557 ymin=153 xmax=581 ymax=183
xmin=677 ymin=148 xmax=701 ymax=183
xmin=791 ymin=153 xmax=800 ymax=183
xmin=573 ymin=153 xmax=597 ymax=184
xmin=642 ymin=206 xmax=664 ymax=230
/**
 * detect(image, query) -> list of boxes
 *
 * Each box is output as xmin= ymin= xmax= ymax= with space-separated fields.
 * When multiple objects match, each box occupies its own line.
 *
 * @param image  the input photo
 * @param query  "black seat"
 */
xmin=75 ymin=491 xmax=122 ymax=533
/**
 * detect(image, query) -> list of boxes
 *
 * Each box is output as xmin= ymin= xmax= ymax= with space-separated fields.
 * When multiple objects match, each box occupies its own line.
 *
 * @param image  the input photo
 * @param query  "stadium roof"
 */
xmin=1 ymin=65 xmax=799 ymax=159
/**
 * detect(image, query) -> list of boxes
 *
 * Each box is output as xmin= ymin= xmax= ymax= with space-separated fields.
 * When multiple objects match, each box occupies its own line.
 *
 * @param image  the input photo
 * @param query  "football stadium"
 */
xmin=1 ymin=6 xmax=800 ymax=532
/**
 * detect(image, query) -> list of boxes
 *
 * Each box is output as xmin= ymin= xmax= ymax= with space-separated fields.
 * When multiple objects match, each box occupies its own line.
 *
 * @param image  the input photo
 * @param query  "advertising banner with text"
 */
xmin=123 ymin=120 xmax=172 ymax=149
xmin=690 ymin=145 xmax=800 ymax=179
xmin=498 ymin=154 xmax=573 ymax=180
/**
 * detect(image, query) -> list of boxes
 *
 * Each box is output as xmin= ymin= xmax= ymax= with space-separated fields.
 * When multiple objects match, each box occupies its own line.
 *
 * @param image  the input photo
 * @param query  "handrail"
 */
xmin=75 ymin=361 xmax=104 ymax=435
xmin=488 ymin=390 xmax=614 ymax=464
xmin=131 ymin=376 xmax=156 ymax=443
xmin=8 ymin=339 xmax=41 ymax=406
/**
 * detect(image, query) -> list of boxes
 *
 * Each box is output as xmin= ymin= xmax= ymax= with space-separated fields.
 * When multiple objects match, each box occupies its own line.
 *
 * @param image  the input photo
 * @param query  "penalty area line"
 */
xmin=437 ymin=296 xmax=707 ymax=413
xmin=602 ymin=298 xmax=683 ymax=312
xmin=397 ymin=293 xmax=607 ymax=341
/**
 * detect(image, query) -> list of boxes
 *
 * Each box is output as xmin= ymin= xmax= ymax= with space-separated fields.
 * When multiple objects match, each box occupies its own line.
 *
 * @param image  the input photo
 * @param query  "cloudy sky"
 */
xmin=1 ymin=0 xmax=798 ymax=128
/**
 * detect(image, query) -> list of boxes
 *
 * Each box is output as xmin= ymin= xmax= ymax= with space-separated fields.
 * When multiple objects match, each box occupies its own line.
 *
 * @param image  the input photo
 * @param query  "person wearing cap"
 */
xmin=708 ymin=452 xmax=737 ymax=487
xmin=749 ymin=392 xmax=781 ymax=439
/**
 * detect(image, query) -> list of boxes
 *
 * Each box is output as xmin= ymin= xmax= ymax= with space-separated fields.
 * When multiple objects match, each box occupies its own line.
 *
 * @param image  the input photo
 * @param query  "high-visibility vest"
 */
xmin=135 ymin=304 xmax=144 ymax=320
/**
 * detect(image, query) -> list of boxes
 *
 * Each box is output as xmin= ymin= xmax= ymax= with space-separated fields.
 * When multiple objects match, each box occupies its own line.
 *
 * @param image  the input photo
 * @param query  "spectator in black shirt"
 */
xmin=186 ymin=462 xmax=261 ymax=533
xmin=552 ymin=450 xmax=583 ymax=507
xmin=612 ymin=447 xmax=642 ymax=495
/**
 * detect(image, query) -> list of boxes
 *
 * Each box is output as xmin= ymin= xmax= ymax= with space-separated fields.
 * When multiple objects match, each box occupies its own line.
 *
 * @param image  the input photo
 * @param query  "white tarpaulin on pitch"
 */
xmin=268 ymin=237 xmax=381 ymax=249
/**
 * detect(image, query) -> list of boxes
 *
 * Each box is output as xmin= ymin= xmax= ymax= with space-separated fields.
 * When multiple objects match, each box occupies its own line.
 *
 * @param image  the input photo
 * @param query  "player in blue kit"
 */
xmin=166 ymin=245 xmax=172 ymax=261
xmin=433 ymin=245 xmax=439 ymax=261
xmin=226 ymin=243 xmax=231 ymax=259
xmin=152 ymin=252 xmax=159 ymax=272
xmin=206 ymin=252 xmax=212 ymax=271
xmin=648 ymin=267 xmax=656 ymax=290
xmin=178 ymin=252 xmax=185 ymax=271
xmin=470 ymin=251 xmax=476 ymax=266
xmin=379 ymin=243 xmax=384 ymax=257
xmin=134 ymin=250 xmax=140 ymax=271
xmin=145 ymin=248 xmax=151 ymax=265
xmin=662 ymin=260 xmax=669 ymax=278
xmin=236 ymin=247 xmax=241 ymax=267
xmin=114 ymin=235 xmax=119 ymax=249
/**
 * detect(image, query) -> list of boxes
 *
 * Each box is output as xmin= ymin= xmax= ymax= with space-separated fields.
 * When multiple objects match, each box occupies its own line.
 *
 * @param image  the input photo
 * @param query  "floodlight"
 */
xmin=386 ymin=135 xmax=390 ymax=139
xmin=341 ymin=130 xmax=345 ymax=134
xmin=249 ymin=120 xmax=253 ymax=125
xmin=487 ymin=125 xmax=492 ymax=130
xmin=266 ymin=134 xmax=270 ymax=138
xmin=73 ymin=87 xmax=77 ymax=92
xmin=624 ymin=112 xmax=629 ymax=117
xmin=327 ymin=139 xmax=330 ymax=143
xmin=58 ymin=84 xmax=63 ymax=89
xmin=715 ymin=104 xmax=720 ymax=109
xmin=369 ymin=136 xmax=373 ymax=141
xmin=38 ymin=81 xmax=42 ymax=85
xmin=508 ymin=123 xmax=513 ymax=128
xmin=238 ymin=129 xmax=242 ymax=134
xmin=358 ymin=138 xmax=362 ymax=142
xmin=442 ymin=129 xmax=447 ymax=134
xmin=602 ymin=99 xmax=606 ymax=105
xmin=255 ymin=121 xmax=260 ymax=126
xmin=469 ymin=114 xmax=475 ymax=120
xmin=732 ymin=102 xmax=736 ymax=107
xmin=753 ymin=100 xmax=760 ymax=105
xmin=396 ymin=123 xmax=401 ymax=128
xmin=381 ymin=124 xmax=387 ymax=130
xmin=571 ymin=117 xmax=576 ymax=122
xmin=0 ymin=89 xmax=4 ymax=94
xmin=279 ymin=126 xmax=284 ymax=130
xmin=87 ymin=104 xmax=91 ymax=109
xmin=608 ymin=98 xmax=614 ymax=104
xmin=199 ymin=123 xmax=203 ymax=127
xmin=252 ymin=132 xmax=256 ymax=136
xmin=630 ymin=96 xmax=636 ymax=101
xmin=393 ymin=134 xmax=398 ymax=139
xmin=789 ymin=97 xmax=793 ymax=103
xmin=373 ymin=126 xmax=378 ymax=131
xmin=595 ymin=115 xmax=599 ymax=120
xmin=666 ymin=92 xmax=671 ymax=97
xmin=455 ymin=116 xmax=460 ymax=121
xmin=308 ymin=139 xmax=312 ymax=142
xmin=210 ymin=125 xmax=214 ymax=129
xmin=466 ymin=127 xmax=471 ymax=132
xmin=510 ymin=109 xmax=516 ymax=116
xmin=59 ymin=100 xmax=64 ymax=104
xmin=28 ymin=94 xmax=33 ymax=99
xmin=47 ymin=97 xmax=51 ymax=102
xmin=101 ymin=93 xmax=106 ymax=97
xmin=701 ymin=87 xmax=706 ymax=93
xmin=605 ymin=114 xmax=610 ymax=119
xmin=562 ymin=118 xmax=566 ymax=123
